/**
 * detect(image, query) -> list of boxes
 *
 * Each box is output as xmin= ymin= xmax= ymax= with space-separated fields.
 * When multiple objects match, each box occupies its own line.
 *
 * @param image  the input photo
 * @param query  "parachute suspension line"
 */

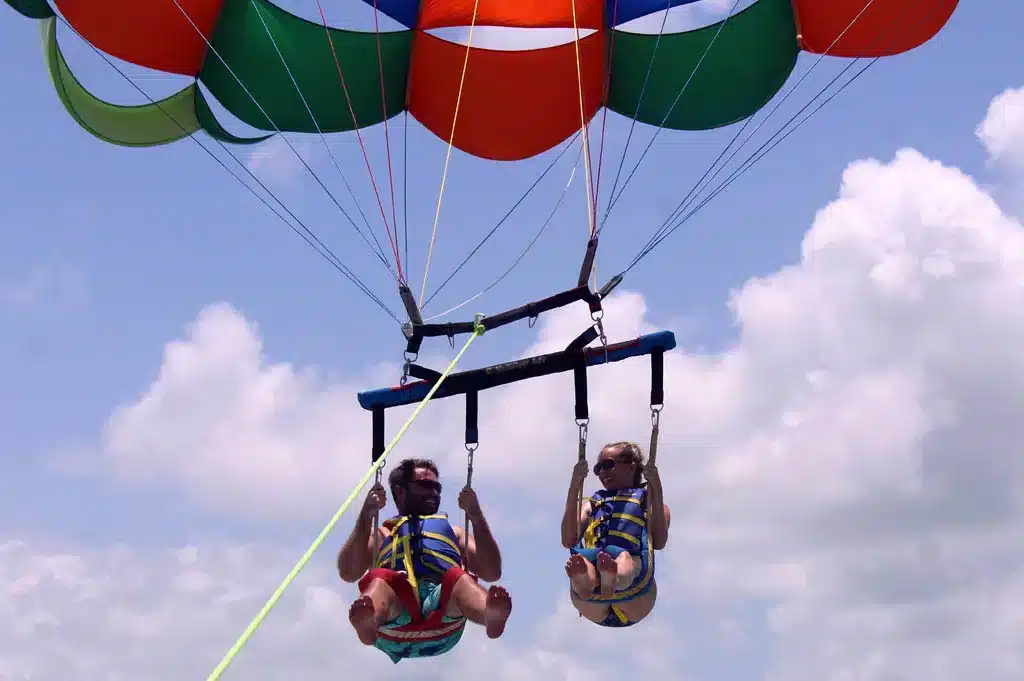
xmin=421 ymin=131 xmax=583 ymax=310
xmin=170 ymin=0 xmax=396 ymax=279
xmin=250 ymin=0 xmax=401 ymax=277
xmin=598 ymin=0 xmax=673 ymax=233
xmin=622 ymin=0 xmax=886 ymax=273
xmin=601 ymin=0 xmax=742 ymax=227
xmin=403 ymin=111 xmax=411 ymax=285
xmin=314 ymin=0 xmax=405 ymax=280
xmin=62 ymin=13 xmax=400 ymax=322
xmin=371 ymin=0 xmax=402 ymax=274
xmin=643 ymin=0 xmax=928 ymax=264
xmin=590 ymin=0 xmax=623 ymax=224
xmin=418 ymin=0 xmax=483 ymax=309
xmin=422 ymin=145 xmax=584 ymax=322
xmin=204 ymin=325 xmax=484 ymax=681
xmin=626 ymin=60 xmax=875 ymax=273
xmin=570 ymin=0 xmax=596 ymax=239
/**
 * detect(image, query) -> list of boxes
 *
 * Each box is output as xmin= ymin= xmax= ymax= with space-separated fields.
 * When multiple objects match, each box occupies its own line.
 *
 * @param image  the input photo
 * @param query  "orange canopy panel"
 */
xmin=792 ymin=0 xmax=959 ymax=58
xmin=407 ymin=31 xmax=606 ymax=161
xmin=417 ymin=0 xmax=604 ymax=30
xmin=53 ymin=0 xmax=225 ymax=76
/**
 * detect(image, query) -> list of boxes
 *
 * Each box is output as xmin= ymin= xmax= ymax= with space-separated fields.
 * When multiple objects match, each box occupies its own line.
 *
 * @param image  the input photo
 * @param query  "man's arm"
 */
xmin=337 ymin=511 xmax=380 ymax=582
xmin=459 ymin=505 xmax=502 ymax=581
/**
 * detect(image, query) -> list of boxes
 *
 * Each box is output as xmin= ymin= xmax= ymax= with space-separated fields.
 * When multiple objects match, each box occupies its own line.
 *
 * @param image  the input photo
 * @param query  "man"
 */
xmin=337 ymin=457 xmax=512 ymax=663
xmin=561 ymin=441 xmax=670 ymax=628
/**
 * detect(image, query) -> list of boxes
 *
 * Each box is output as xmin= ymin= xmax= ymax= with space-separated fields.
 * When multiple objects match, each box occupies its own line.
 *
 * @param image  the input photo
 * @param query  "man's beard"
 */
xmin=403 ymin=496 xmax=440 ymax=516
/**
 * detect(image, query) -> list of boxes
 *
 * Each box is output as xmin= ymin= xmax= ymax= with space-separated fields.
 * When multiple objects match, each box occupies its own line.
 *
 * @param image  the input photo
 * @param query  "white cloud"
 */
xmin=978 ymin=85 xmax=1024 ymax=169
xmin=0 ymin=538 xmax=672 ymax=681
xmin=41 ymin=84 xmax=1024 ymax=679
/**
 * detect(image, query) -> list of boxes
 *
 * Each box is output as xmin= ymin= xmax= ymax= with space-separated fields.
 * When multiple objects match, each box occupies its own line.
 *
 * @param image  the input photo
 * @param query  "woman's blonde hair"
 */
xmin=603 ymin=441 xmax=645 ymax=487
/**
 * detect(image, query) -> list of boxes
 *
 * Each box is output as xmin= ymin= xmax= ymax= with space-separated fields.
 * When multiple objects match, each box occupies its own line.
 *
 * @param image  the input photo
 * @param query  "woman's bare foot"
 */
xmin=565 ymin=554 xmax=597 ymax=595
xmin=348 ymin=595 xmax=379 ymax=646
xmin=615 ymin=552 xmax=640 ymax=590
xmin=484 ymin=585 xmax=512 ymax=638
xmin=596 ymin=552 xmax=617 ymax=597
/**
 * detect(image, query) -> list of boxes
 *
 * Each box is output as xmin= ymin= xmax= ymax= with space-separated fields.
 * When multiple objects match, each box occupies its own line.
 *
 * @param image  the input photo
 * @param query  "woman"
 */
xmin=560 ymin=441 xmax=670 ymax=627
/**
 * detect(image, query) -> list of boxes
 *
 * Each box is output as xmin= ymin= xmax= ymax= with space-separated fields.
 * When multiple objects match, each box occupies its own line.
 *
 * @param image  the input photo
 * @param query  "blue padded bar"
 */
xmin=358 ymin=330 xmax=676 ymax=411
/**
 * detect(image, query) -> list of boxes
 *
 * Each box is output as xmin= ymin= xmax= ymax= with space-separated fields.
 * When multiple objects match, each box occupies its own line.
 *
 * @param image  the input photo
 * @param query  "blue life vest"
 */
xmin=375 ymin=513 xmax=464 ymax=588
xmin=581 ymin=487 xmax=648 ymax=556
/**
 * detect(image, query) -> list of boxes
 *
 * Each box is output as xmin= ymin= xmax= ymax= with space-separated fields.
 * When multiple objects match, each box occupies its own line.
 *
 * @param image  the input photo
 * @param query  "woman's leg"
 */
xmin=614 ymin=580 xmax=657 ymax=623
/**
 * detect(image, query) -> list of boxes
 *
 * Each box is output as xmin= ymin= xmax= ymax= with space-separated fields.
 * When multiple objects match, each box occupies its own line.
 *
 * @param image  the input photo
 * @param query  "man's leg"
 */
xmin=349 ymin=577 xmax=400 ymax=646
xmin=444 ymin=575 xmax=512 ymax=639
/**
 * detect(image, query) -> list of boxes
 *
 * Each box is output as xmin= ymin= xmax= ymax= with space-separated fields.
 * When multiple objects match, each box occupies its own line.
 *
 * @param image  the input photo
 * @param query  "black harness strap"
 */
xmin=466 ymin=390 xmax=479 ymax=447
xmin=650 ymin=348 xmax=664 ymax=407
xmin=372 ymin=406 xmax=386 ymax=463
xmin=574 ymin=361 xmax=589 ymax=423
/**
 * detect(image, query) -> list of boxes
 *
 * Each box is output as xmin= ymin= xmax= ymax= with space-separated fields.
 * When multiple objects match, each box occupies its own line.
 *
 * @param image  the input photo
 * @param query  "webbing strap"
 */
xmin=573 ymin=362 xmax=589 ymax=423
xmin=650 ymin=349 xmax=664 ymax=407
xmin=649 ymin=349 xmax=664 ymax=466
xmin=466 ymin=390 xmax=479 ymax=446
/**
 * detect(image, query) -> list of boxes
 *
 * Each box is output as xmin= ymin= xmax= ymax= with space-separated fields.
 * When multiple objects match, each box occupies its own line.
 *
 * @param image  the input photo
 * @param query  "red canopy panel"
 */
xmin=793 ymin=0 xmax=959 ymax=57
xmin=53 ymin=0 xmax=225 ymax=76
xmin=407 ymin=30 xmax=606 ymax=161
xmin=417 ymin=0 xmax=604 ymax=30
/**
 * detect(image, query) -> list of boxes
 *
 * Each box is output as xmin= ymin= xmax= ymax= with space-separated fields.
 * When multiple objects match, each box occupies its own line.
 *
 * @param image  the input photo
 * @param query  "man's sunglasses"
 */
xmin=407 ymin=479 xmax=442 ymax=494
xmin=592 ymin=456 xmax=631 ymax=475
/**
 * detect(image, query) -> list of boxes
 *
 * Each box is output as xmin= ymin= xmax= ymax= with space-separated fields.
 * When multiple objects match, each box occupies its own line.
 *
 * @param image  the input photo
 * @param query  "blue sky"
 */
xmin=2 ymin=2 xmax=1024 ymax=679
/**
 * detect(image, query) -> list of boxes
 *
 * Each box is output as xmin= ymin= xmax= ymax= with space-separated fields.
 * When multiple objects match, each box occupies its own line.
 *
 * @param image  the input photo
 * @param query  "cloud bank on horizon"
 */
xmin=6 ymin=84 xmax=1024 ymax=680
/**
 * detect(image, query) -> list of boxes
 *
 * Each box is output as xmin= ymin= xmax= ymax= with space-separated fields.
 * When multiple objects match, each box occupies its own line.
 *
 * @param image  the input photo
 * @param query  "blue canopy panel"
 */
xmin=360 ymin=0 xmax=713 ymax=30
xmin=358 ymin=330 xmax=676 ymax=410
xmin=361 ymin=0 xmax=419 ymax=29
xmin=607 ymin=0 xmax=703 ymax=27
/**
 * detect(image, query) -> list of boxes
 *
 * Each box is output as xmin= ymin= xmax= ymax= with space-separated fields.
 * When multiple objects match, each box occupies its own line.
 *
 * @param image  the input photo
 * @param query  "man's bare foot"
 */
xmin=484 ymin=585 xmax=512 ymax=639
xmin=596 ymin=552 xmax=617 ymax=596
xmin=565 ymin=554 xmax=596 ymax=595
xmin=348 ymin=595 xmax=379 ymax=646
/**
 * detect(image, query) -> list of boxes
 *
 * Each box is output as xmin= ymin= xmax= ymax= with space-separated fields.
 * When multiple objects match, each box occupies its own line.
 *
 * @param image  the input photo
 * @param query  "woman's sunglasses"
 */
xmin=592 ymin=456 xmax=631 ymax=476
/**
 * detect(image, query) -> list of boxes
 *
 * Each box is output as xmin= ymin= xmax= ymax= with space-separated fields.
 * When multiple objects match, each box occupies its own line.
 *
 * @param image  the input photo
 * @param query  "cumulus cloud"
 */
xmin=978 ymin=85 xmax=1024 ymax=169
xmin=0 ymin=539 xmax=672 ymax=681
xmin=42 ymin=83 xmax=1024 ymax=680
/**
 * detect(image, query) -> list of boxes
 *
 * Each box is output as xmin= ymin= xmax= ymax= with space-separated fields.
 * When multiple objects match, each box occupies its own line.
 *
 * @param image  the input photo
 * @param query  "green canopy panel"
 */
xmin=39 ymin=16 xmax=270 ymax=148
xmin=606 ymin=0 xmax=799 ymax=131
xmin=195 ymin=88 xmax=274 ymax=146
xmin=4 ymin=0 xmax=53 ymax=20
xmin=42 ymin=16 xmax=200 ymax=147
xmin=199 ymin=0 xmax=413 ymax=134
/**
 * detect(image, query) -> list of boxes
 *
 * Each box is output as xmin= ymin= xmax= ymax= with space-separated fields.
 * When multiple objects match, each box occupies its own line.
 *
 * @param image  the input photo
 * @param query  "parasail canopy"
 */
xmin=6 ymin=0 xmax=958 ymax=160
